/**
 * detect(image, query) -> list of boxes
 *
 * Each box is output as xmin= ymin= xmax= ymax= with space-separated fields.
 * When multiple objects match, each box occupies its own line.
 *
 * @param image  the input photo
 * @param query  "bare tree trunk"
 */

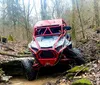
xmin=80 ymin=0 xmax=85 ymax=25
xmin=22 ymin=0 xmax=32 ymax=42
xmin=33 ymin=0 xmax=38 ymax=21
xmin=71 ymin=0 xmax=76 ymax=41
xmin=26 ymin=0 xmax=30 ymax=41
xmin=40 ymin=0 xmax=48 ymax=20
xmin=2 ymin=0 xmax=6 ymax=36
xmin=51 ymin=0 xmax=64 ymax=18
xmin=94 ymin=0 xmax=100 ymax=28
xmin=76 ymin=0 xmax=85 ymax=39
xmin=55 ymin=0 xmax=60 ymax=18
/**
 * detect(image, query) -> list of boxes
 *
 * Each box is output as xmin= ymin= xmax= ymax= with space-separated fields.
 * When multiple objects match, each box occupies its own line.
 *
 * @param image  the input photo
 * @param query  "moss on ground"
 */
xmin=67 ymin=66 xmax=89 ymax=73
xmin=0 ymin=68 xmax=4 ymax=76
xmin=8 ymin=35 xmax=14 ymax=41
xmin=72 ymin=78 xmax=92 ymax=85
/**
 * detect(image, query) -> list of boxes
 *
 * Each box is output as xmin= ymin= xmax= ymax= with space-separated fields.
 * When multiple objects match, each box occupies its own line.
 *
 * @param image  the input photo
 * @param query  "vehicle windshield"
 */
xmin=36 ymin=36 xmax=58 ymax=41
xmin=35 ymin=26 xmax=62 ymax=36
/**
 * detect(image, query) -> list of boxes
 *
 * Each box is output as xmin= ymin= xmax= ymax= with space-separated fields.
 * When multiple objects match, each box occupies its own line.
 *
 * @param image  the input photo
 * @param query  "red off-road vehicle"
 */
xmin=21 ymin=19 xmax=85 ymax=80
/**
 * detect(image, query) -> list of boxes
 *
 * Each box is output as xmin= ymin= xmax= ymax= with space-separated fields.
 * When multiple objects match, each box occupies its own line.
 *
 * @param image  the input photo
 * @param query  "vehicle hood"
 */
xmin=36 ymin=36 xmax=62 ymax=47
xmin=28 ymin=36 xmax=72 ymax=48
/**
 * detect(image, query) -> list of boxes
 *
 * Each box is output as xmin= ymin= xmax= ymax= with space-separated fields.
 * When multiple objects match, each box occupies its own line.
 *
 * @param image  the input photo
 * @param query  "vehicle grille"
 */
xmin=39 ymin=50 xmax=55 ymax=58
xmin=41 ymin=46 xmax=52 ymax=49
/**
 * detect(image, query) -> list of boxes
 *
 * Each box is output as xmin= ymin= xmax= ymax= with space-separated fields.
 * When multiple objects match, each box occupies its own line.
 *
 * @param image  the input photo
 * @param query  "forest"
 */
xmin=0 ymin=0 xmax=100 ymax=85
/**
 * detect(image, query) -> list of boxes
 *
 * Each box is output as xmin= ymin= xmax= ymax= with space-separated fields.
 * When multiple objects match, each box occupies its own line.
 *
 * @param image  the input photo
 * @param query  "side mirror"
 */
xmin=64 ymin=26 xmax=71 ymax=30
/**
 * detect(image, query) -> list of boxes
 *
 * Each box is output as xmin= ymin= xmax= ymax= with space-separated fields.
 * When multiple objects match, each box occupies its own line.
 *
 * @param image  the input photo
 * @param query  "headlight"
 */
xmin=31 ymin=47 xmax=38 ymax=52
xmin=55 ymin=45 xmax=62 ymax=52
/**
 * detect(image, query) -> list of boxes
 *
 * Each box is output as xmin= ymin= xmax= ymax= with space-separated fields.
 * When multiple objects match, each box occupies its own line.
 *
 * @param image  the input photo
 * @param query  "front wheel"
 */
xmin=63 ymin=48 xmax=85 ymax=65
xmin=72 ymin=48 xmax=85 ymax=65
xmin=21 ymin=59 xmax=37 ymax=81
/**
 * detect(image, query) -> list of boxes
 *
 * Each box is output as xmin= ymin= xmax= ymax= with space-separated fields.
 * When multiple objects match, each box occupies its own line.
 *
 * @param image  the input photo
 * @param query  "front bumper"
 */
xmin=36 ymin=49 xmax=59 ymax=66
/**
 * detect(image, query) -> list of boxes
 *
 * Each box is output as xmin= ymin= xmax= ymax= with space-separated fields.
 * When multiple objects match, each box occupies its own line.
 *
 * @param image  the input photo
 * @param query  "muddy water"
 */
xmin=10 ymin=64 xmax=68 ymax=85
xmin=10 ymin=68 xmax=58 ymax=85
xmin=10 ymin=77 xmax=57 ymax=85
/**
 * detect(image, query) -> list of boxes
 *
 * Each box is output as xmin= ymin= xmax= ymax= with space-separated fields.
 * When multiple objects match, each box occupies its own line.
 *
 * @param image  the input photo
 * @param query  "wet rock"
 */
xmin=56 ymin=77 xmax=71 ymax=85
xmin=42 ymin=82 xmax=56 ymax=85
xmin=1 ymin=75 xmax=12 ymax=82
xmin=0 ymin=82 xmax=11 ymax=85
xmin=96 ymin=30 xmax=100 ymax=34
xmin=0 ymin=68 xmax=12 ymax=82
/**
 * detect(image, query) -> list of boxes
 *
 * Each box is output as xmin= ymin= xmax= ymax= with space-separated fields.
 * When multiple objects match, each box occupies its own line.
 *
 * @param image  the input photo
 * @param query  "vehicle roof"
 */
xmin=34 ymin=19 xmax=66 ymax=28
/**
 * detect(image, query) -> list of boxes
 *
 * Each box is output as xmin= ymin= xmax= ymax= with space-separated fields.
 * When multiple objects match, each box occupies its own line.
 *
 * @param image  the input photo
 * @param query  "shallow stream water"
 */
xmin=10 ymin=66 xmax=64 ymax=85
xmin=11 ymin=77 xmax=57 ymax=85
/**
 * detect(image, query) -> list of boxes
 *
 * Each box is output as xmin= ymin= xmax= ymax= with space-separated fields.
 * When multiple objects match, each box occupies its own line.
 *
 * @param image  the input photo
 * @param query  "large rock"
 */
xmin=1 ymin=75 xmax=12 ymax=82
xmin=0 ymin=68 xmax=12 ymax=82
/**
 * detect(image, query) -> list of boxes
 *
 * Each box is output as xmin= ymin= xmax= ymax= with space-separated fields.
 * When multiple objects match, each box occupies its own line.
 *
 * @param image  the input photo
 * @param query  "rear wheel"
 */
xmin=21 ymin=59 xmax=37 ymax=81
